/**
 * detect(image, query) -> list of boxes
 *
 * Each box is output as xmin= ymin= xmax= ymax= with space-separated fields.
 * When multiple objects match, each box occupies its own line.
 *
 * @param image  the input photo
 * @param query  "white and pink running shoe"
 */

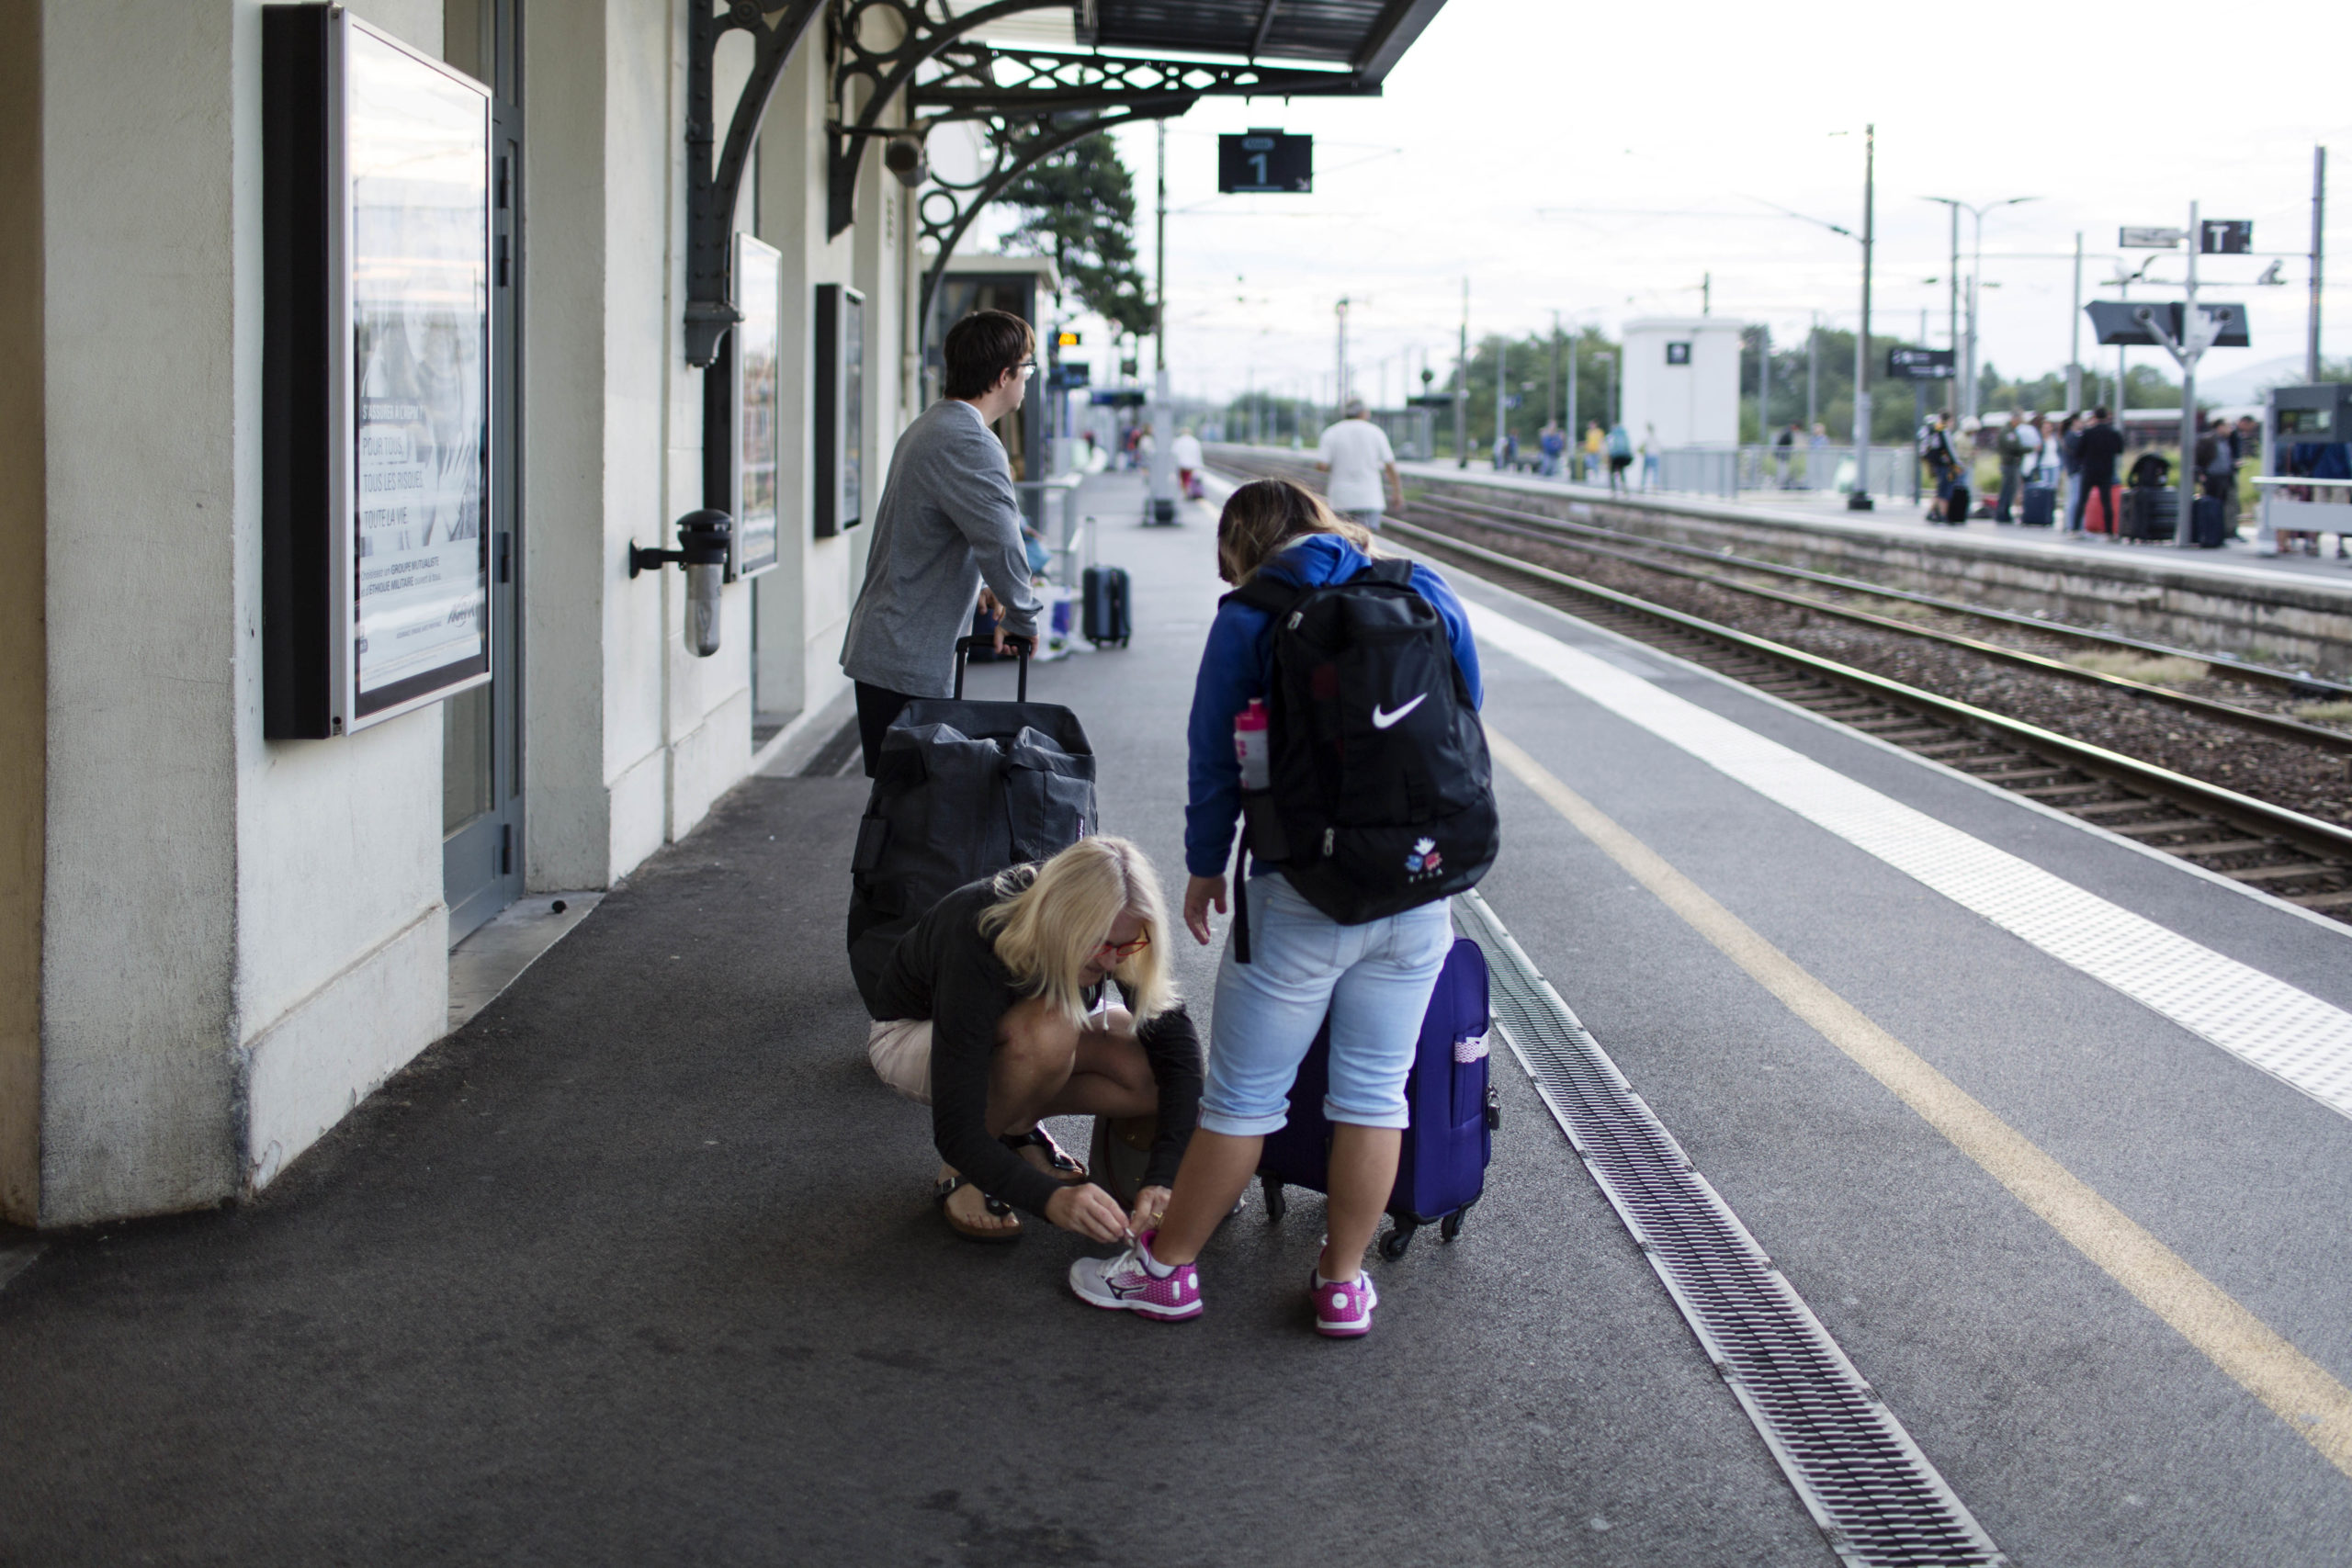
xmin=1310 ymin=1269 xmax=1379 ymax=1337
xmin=1067 ymin=1230 xmax=1203 ymax=1322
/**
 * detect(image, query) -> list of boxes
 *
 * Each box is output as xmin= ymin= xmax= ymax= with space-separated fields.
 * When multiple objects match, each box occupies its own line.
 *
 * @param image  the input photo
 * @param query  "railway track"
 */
xmin=1208 ymin=453 xmax=2352 ymax=920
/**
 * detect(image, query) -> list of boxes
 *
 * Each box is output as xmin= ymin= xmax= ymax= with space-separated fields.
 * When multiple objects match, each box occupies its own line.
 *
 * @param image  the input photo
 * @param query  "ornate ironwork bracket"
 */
xmin=685 ymin=0 xmax=827 ymax=368
xmin=829 ymin=4 xmax=1377 ymax=238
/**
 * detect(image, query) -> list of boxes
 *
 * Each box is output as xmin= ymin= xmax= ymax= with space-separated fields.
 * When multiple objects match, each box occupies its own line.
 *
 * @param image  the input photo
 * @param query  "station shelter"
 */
xmin=0 ymin=1 xmax=1447 ymax=1228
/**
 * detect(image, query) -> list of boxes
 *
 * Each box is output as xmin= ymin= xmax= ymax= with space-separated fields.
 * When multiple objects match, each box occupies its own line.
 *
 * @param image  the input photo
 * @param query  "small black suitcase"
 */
xmin=2122 ymin=488 xmax=2178 ymax=541
xmin=1083 ymin=564 xmax=1131 ymax=646
xmin=2020 ymin=484 xmax=2057 ymax=526
xmin=2191 ymin=494 xmax=2228 ymax=547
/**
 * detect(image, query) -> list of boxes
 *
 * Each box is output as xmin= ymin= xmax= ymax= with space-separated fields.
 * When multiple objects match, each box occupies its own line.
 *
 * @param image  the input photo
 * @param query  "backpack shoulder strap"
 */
xmin=1356 ymin=558 xmax=1416 ymax=589
xmin=1226 ymin=577 xmax=1299 ymax=618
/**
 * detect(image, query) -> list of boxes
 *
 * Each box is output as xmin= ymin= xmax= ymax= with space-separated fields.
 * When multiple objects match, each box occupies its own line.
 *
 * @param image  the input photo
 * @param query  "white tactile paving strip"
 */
xmin=1469 ymin=601 xmax=2352 ymax=1123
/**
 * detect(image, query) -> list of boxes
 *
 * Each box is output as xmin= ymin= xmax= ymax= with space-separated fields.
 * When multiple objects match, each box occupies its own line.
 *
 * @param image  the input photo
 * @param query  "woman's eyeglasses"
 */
xmin=1094 ymin=931 xmax=1149 ymax=961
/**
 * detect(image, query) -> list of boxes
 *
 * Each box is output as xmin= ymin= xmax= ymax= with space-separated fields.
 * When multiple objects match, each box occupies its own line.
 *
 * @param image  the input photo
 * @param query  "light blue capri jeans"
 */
xmin=1198 ymin=873 xmax=1454 ymax=1136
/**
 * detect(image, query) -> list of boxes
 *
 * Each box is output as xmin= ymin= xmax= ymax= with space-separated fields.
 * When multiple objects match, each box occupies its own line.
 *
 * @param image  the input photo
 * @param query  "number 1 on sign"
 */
xmin=1248 ymin=152 xmax=1268 ymax=186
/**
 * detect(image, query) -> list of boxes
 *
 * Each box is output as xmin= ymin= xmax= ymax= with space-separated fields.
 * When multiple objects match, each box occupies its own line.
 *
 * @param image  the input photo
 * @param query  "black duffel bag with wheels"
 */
xmin=845 ymin=637 xmax=1097 ymax=1016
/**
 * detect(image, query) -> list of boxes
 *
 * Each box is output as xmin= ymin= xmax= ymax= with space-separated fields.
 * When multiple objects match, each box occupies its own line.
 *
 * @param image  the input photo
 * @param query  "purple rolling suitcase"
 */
xmin=1257 ymin=935 xmax=1499 ymax=1258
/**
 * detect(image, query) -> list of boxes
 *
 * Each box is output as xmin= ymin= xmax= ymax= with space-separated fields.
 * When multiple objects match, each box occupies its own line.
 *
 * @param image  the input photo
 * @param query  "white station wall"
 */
xmin=19 ymin=0 xmax=908 ymax=1226
xmin=1623 ymin=318 xmax=1746 ymax=450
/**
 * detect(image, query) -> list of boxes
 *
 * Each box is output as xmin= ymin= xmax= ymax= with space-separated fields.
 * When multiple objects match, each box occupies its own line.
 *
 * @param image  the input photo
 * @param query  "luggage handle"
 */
xmin=954 ymin=633 xmax=1032 ymax=701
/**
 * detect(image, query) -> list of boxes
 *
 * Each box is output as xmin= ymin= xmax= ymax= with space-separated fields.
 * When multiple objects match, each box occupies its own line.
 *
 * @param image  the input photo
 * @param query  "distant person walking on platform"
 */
xmin=1774 ymin=423 xmax=1798 ymax=488
xmin=1606 ymin=421 xmax=1634 ymax=493
xmin=2072 ymin=407 xmax=2124 ymax=534
xmin=1317 ymin=398 xmax=1401 ymax=531
xmin=1808 ymin=422 xmax=1830 ymax=490
xmin=1539 ymin=421 xmax=1566 ymax=477
xmin=1920 ymin=411 xmax=1961 ymax=518
xmin=840 ymin=309 xmax=1044 ymax=774
xmin=1583 ymin=420 xmax=1606 ymax=482
xmin=1643 ymin=423 xmax=1662 ymax=489
xmin=1994 ymin=411 xmax=2035 ymax=523
xmin=1173 ymin=426 xmax=1205 ymax=501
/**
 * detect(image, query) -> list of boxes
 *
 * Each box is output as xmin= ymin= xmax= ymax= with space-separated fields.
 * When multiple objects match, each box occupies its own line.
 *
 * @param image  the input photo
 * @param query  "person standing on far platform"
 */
xmin=1583 ymin=420 xmax=1606 ymax=482
xmin=2072 ymin=406 xmax=2124 ymax=535
xmin=1774 ymin=422 xmax=1797 ymax=488
xmin=1808 ymin=422 xmax=1830 ymax=491
xmin=1539 ymin=420 xmax=1566 ymax=478
xmin=1316 ymin=397 xmax=1401 ymax=532
xmin=839 ymin=309 xmax=1043 ymax=775
xmin=1606 ymin=419 xmax=1634 ymax=494
xmin=1644 ymin=423 xmax=1663 ymax=489
xmin=1994 ymin=410 xmax=2035 ymax=523
xmin=1173 ymin=425 xmax=1205 ymax=501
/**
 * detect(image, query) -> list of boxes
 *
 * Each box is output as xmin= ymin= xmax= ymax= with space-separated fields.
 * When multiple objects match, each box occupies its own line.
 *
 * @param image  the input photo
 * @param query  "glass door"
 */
xmin=443 ymin=0 xmax=522 ymax=944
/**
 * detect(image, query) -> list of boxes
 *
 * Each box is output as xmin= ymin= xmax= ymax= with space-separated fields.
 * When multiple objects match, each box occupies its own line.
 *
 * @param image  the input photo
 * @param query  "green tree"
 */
xmin=996 ymin=132 xmax=1152 ymax=339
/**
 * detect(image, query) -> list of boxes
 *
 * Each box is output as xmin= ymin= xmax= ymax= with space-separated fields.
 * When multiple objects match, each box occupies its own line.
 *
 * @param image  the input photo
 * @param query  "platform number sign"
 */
xmin=2199 ymin=220 xmax=2253 ymax=255
xmin=1218 ymin=130 xmax=1312 ymax=194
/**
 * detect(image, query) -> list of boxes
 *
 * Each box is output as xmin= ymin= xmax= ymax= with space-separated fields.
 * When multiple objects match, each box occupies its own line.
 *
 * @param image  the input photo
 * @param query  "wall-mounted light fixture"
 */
xmin=630 ymin=509 xmax=733 ymax=657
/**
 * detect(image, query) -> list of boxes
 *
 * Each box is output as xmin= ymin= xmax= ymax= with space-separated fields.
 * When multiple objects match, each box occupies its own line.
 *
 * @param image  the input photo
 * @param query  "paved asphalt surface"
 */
xmin=3 ymin=471 xmax=2349 ymax=1565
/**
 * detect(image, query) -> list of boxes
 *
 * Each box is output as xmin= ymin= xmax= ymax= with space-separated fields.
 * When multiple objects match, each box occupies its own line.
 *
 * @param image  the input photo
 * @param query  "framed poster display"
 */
xmin=264 ymin=5 xmax=492 ymax=739
xmin=814 ymin=284 xmax=865 ymax=537
xmin=731 ymin=235 xmax=782 ymax=579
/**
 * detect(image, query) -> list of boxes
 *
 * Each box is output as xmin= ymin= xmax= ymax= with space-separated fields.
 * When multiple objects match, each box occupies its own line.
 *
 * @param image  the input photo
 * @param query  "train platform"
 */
xmin=5 ymin=468 xmax=2352 ymax=1565
xmin=1399 ymin=457 xmax=2352 ymax=604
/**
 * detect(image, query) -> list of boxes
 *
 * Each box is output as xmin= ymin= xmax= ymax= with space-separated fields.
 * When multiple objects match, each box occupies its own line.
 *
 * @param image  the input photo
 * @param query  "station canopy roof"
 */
xmin=956 ymin=0 xmax=1449 ymax=85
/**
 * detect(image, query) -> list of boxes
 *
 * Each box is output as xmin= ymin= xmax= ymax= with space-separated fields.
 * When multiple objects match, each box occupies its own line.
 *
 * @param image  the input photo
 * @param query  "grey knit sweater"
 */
xmin=839 ymin=399 xmax=1044 ymax=697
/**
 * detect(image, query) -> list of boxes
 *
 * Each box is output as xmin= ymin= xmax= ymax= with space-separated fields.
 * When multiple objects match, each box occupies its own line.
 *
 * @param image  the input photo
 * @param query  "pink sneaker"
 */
xmin=1068 ymin=1230 xmax=1203 ymax=1321
xmin=1310 ymin=1269 xmax=1379 ymax=1337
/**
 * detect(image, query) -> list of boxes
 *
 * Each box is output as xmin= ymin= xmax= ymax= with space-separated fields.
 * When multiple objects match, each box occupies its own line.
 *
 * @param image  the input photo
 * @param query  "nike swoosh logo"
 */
xmin=1371 ymin=694 xmax=1427 ymax=729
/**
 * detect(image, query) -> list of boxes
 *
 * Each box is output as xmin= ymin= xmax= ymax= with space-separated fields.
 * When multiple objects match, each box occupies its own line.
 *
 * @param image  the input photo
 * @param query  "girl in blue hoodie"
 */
xmin=1069 ymin=479 xmax=1481 ymax=1337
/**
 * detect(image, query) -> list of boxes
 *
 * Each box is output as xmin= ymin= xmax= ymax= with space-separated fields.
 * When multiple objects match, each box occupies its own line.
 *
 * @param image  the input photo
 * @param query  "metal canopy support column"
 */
xmin=684 ymin=0 xmax=827 ymax=369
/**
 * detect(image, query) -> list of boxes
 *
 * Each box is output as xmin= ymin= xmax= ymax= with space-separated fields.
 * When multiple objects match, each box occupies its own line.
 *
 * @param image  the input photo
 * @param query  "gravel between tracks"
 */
xmin=1415 ymin=514 xmax=2352 ymax=829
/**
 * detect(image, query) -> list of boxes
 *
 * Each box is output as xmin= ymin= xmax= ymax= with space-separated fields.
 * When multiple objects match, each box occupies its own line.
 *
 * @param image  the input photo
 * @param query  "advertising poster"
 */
xmin=734 ymin=237 xmax=781 ymax=578
xmin=348 ymin=27 xmax=491 ymax=713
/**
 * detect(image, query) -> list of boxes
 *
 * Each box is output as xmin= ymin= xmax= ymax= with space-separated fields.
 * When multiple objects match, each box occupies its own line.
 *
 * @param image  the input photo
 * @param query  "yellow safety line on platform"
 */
xmin=1485 ymin=723 xmax=2352 ymax=1483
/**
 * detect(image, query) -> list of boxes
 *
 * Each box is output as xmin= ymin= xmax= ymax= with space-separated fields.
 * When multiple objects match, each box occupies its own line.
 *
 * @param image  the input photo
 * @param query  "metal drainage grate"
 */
xmin=1454 ymin=891 xmax=2006 ymax=1568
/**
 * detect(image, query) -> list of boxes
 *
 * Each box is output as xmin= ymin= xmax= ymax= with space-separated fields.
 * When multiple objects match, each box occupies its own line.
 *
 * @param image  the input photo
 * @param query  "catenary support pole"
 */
xmin=2178 ymin=199 xmax=2200 ymax=547
xmin=1495 ymin=337 xmax=1506 ymax=459
xmin=1566 ymin=329 xmax=1579 ymax=472
xmin=1455 ymin=277 xmax=1468 ymax=468
xmin=2313 ymin=146 xmax=2329 ymax=385
xmin=1849 ymin=125 xmax=1875 ymax=511
xmin=2069 ymin=231 xmax=2084 ymax=412
xmin=1548 ymin=310 xmax=1559 ymax=432
xmin=1148 ymin=119 xmax=1173 ymax=521
xmin=1806 ymin=314 xmax=1817 ymax=434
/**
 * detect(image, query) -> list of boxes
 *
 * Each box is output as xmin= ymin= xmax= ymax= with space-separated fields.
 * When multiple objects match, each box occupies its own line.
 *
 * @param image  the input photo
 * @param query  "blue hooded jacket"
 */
xmin=1183 ymin=532 xmax=1483 ymax=878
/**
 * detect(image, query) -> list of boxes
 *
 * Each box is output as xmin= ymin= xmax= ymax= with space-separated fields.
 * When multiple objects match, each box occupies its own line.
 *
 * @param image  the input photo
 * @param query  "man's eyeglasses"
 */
xmin=1019 ymin=359 xmax=1039 ymax=378
xmin=1094 ymin=931 xmax=1149 ymax=961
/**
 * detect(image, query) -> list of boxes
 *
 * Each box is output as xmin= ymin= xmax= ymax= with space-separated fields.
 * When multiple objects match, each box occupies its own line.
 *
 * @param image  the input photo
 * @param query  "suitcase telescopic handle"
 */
xmin=954 ymin=634 xmax=1032 ymax=701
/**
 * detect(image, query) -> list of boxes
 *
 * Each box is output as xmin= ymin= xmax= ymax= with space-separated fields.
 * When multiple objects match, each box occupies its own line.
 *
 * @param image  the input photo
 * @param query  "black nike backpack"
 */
xmin=1228 ymin=558 xmax=1499 ymax=930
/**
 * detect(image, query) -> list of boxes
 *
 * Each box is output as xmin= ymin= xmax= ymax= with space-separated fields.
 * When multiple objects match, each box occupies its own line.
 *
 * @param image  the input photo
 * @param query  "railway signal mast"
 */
xmin=2105 ymin=208 xmax=2255 ymax=546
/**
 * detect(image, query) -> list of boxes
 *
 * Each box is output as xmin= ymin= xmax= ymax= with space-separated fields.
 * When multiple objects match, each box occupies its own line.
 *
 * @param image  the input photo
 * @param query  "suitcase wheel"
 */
xmin=1486 ymin=1087 xmax=1502 ymax=1131
xmin=1441 ymin=1211 xmax=1464 ymax=1244
xmin=1260 ymin=1174 xmax=1286 ymax=1224
xmin=1379 ymin=1216 xmax=1419 ymax=1261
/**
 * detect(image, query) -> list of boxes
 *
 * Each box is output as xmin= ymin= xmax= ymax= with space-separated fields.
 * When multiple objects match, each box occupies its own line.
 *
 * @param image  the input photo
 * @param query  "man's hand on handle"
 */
xmin=1183 ymin=874 xmax=1227 ymax=946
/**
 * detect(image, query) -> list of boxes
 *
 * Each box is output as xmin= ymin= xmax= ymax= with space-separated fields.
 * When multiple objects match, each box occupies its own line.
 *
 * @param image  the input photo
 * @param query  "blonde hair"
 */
xmin=978 ymin=837 xmax=1173 ymax=1024
xmin=1215 ymin=478 xmax=1376 ymax=586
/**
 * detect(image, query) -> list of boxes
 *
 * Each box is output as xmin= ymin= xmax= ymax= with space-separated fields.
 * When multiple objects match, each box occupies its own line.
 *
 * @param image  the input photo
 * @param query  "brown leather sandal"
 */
xmin=934 ymin=1175 xmax=1022 ymax=1243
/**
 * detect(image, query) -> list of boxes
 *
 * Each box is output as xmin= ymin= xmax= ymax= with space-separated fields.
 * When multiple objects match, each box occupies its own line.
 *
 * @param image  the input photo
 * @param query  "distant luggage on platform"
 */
xmin=845 ymin=637 xmax=1095 ymax=1015
xmin=1258 ymin=934 xmax=1498 ymax=1259
xmin=2191 ymin=493 xmax=2229 ymax=548
xmin=2020 ymin=484 xmax=2057 ymax=527
xmin=1082 ymin=563 xmax=1131 ymax=647
xmin=1933 ymin=476 xmax=1970 ymax=525
xmin=2080 ymin=483 xmax=2119 ymax=535
xmin=2122 ymin=487 xmax=2179 ymax=542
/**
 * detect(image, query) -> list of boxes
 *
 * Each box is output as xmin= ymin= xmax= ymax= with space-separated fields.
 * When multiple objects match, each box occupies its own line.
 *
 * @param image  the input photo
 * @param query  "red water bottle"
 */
xmin=1234 ymin=698 xmax=1271 ymax=791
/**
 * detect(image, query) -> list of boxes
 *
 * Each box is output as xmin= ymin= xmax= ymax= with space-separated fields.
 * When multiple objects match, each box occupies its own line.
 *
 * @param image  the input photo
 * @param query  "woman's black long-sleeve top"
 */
xmin=866 ymin=868 xmax=1202 ymax=1219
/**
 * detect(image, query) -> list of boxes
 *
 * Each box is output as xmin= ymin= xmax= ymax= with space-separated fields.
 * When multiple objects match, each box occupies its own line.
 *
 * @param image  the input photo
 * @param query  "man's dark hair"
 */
xmin=944 ymin=310 xmax=1034 ymax=400
xmin=2092 ymin=405 xmax=2110 ymax=421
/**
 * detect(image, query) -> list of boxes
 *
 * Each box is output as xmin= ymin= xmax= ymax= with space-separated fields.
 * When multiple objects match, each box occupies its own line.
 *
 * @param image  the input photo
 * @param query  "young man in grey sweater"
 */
xmin=840 ymin=309 xmax=1046 ymax=773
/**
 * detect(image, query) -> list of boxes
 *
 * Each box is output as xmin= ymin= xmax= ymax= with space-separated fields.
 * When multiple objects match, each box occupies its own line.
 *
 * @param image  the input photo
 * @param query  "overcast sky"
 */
xmin=973 ymin=0 xmax=2352 ymax=410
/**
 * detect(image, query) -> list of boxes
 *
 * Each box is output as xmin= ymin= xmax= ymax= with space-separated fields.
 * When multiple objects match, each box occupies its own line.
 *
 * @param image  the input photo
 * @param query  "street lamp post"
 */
xmin=1849 ymin=124 xmax=1875 ymax=512
xmin=1922 ymin=194 xmax=2036 ymax=421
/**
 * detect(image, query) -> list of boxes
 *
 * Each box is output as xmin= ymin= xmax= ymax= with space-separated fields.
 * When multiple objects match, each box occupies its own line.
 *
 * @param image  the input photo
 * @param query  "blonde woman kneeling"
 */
xmin=865 ymin=836 xmax=1202 ymax=1245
